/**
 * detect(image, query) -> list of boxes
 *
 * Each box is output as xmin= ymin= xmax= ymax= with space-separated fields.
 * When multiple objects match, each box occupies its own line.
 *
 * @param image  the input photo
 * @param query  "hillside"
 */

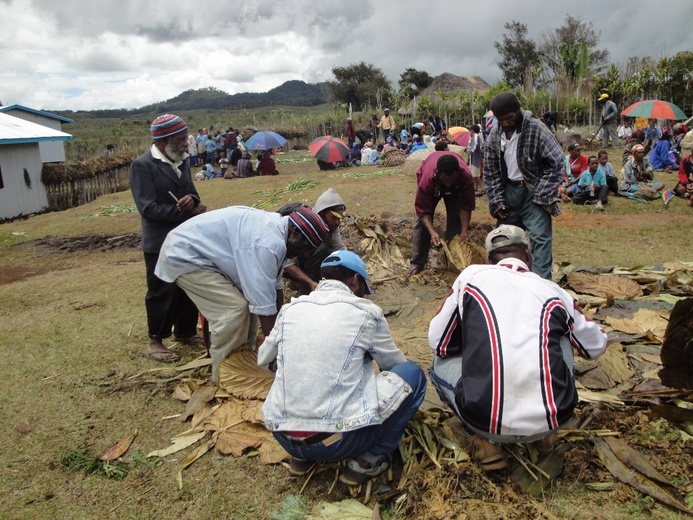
xmin=55 ymin=80 xmax=327 ymax=119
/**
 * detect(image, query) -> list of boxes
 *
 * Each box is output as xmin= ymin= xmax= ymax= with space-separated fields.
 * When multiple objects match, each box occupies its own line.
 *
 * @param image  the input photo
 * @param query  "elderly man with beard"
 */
xmin=130 ymin=114 xmax=207 ymax=363
xmin=155 ymin=206 xmax=329 ymax=383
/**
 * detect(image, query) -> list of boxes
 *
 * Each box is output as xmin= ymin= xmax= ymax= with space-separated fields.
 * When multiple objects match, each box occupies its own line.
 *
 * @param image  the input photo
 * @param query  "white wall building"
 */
xmin=0 ymin=112 xmax=72 ymax=220
xmin=0 ymin=105 xmax=74 ymax=163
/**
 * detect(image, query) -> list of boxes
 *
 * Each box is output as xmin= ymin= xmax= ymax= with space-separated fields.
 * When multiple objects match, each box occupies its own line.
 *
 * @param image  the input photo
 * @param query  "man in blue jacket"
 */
xmin=259 ymin=251 xmax=426 ymax=486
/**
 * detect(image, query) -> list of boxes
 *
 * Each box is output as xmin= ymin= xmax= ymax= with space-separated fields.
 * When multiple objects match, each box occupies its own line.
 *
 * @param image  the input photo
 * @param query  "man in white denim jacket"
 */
xmin=259 ymin=250 xmax=426 ymax=486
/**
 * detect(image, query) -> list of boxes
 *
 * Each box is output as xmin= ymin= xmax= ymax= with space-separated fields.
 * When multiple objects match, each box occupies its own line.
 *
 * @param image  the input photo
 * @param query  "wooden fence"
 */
xmin=44 ymin=166 xmax=131 ymax=210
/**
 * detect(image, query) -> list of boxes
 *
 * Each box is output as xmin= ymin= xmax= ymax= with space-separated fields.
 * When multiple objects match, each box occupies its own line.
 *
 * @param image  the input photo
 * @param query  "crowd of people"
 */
xmin=187 ymin=126 xmax=282 ymax=180
xmin=128 ymin=97 xmax=690 ymax=487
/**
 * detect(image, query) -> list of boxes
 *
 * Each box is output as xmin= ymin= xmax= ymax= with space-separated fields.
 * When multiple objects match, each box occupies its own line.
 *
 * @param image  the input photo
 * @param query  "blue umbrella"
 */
xmin=244 ymin=130 xmax=287 ymax=151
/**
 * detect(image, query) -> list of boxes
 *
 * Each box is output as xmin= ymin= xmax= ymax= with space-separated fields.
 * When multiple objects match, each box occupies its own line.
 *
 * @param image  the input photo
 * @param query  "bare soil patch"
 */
xmin=29 ymin=233 xmax=141 ymax=253
xmin=557 ymin=210 xmax=690 ymax=230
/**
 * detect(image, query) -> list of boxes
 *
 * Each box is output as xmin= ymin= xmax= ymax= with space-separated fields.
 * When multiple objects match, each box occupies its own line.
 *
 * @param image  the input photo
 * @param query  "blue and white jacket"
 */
xmin=259 ymin=280 xmax=411 ymax=433
xmin=429 ymin=258 xmax=606 ymax=437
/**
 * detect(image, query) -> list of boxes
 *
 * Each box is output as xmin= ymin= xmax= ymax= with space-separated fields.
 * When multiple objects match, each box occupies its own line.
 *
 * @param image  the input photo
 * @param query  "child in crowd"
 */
xmin=202 ymin=160 xmax=215 ymax=180
xmin=400 ymin=124 xmax=411 ymax=150
xmin=371 ymin=144 xmax=384 ymax=165
xmin=218 ymin=151 xmax=229 ymax=177
xmin=573 ymin=156 xmax=608 ymax=210
xmin=467 ymin=124 xmax=484 ymax=196
xmin=597 ymin=150 xmax=619 ymax=195
xmin=672 ymin=143 xmax=693 ymax=206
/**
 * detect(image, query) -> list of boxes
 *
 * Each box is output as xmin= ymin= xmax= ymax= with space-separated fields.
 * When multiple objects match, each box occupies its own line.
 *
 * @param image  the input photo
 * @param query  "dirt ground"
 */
xmin=0 ymin=155 xmax=691 ymax=519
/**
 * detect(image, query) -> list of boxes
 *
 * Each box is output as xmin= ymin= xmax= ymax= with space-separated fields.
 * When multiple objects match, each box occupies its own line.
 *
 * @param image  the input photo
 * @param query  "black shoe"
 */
xmin=288 ymin=457 xmax=316 ymax=476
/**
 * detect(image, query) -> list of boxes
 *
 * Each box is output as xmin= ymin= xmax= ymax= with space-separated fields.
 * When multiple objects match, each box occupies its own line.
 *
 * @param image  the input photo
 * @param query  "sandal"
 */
xmin=339 ymin=454 xmax=391 ymax=486
xmin=406 ymin=265 xmax=422 ymax=277
xmin=471 ymin=435 xmax=508 ymax=471
xmin=142 ymin=348 xmax=179 ymax=364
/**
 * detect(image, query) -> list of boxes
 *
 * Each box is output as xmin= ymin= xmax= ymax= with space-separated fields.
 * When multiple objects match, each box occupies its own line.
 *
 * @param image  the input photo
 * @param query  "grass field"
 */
xmin=0 ymin=153 xmax=691 ymax=519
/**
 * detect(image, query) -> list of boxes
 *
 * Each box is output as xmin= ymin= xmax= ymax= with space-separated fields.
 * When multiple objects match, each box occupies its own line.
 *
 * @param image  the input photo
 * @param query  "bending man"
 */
xmin=155 ymin=206 xmax=328 ymax=382
xmin=429 ymin=225 xmax=606 ymax=470
xmin=408 ymin=151 xmax=475 ymax=276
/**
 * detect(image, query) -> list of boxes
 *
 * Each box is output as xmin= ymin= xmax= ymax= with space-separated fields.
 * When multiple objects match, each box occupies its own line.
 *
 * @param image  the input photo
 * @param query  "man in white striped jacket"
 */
xmin=428 ymin=225 xmax=606 ymax=470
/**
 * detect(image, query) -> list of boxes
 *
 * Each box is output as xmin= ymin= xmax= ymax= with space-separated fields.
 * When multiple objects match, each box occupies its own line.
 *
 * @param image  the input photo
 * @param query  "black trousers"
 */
xmin=411 ymin=196 xmax=462 ymax=268
xmin=144 ymin=252 xmax=199 ymax=339
xmin=573 ymin=185 xmax=608 ymax=205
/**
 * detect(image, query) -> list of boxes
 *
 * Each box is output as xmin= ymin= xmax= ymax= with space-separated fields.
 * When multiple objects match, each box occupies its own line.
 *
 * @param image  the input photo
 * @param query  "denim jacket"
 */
xmin=259 ymin=280 xmax=411 ymax=433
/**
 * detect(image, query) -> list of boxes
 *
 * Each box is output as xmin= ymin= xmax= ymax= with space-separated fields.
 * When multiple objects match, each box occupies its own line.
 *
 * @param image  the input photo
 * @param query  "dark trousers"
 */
xmin=573 ymin=185 xmax=608 ymax=205
xmin=410 ymin=196 xmax=461 ymax=269
xmin=144 ymin=253 xmax=199 ymax=339
xmin=606 ymin=176 xmax=619 ymax=194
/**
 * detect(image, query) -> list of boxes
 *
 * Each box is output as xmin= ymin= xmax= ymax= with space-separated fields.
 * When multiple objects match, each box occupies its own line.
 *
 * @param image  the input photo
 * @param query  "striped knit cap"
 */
xmin=150 ymin=114 xmax=188 ymax=140
xmin=288 ymin=206 xmax=329 ymax=249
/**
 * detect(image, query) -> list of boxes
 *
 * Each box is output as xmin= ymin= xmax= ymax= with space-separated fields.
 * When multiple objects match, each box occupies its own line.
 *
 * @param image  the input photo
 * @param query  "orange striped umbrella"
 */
xmin=448 ymin=126 xmax=470 ymax=147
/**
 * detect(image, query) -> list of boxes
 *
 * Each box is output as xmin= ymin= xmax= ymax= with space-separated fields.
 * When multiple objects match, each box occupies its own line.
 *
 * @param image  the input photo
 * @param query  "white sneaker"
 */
xmin=595 ymin=201 xmax=604 ymax=211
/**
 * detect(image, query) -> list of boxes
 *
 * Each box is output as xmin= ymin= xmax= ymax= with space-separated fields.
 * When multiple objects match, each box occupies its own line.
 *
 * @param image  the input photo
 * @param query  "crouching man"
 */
xmin=429 ymin=225 xmax=607 ymax=470
xmin=259 ymin=250 xmax=426 ymax=485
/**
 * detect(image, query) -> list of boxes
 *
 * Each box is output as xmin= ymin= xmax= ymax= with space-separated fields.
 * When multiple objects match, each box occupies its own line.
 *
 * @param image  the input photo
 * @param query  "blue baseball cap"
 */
xmin=320 ymin=250 xmax=372 ymax=294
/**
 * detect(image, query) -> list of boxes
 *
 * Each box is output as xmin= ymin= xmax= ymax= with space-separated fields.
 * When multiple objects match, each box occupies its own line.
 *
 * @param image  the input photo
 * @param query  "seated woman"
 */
xmin=620 ymin=144 xmax=665 ymax=200
xmin=349 ymin=142 xmax=361 ymax=165
xmin=360 ymin=142 xmax=374 ymax=166
xmin=649 ymin=131 xmax=678 ymax=171
xmin=233 ymin=150 xmax=254 ymax=178
xmin=409 ymin=136 xmax=428 ymax=153
xmin=560 ymin=143 xmax=588 ymax=201
xmin=673 ymin=142 xmax=693 ymax=206
xmin=229 ymin=146 xmax=243 ymax=171
xmin=622 ymin=130 xmax=652 ymax=166
xmin=257 ymin=150 xmax=279 ymax=176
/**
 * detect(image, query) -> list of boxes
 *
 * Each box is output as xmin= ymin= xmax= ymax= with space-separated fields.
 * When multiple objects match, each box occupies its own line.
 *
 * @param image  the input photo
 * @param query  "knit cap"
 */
xmin=313 ymin=188 xmax=346 ymax=215
xmin=288 ymin=207 xmax=329 ymax=249
xmin=151 ymin=114 xmax=188 ymax=140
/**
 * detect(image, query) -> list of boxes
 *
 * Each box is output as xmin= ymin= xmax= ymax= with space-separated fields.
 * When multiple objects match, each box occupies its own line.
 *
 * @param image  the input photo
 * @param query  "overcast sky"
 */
xmin=0 ymin=0 xmax=689 ymax=112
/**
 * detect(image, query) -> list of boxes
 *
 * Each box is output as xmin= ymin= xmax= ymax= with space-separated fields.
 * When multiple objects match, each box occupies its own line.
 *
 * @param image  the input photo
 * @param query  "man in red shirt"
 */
xmin=407 ymin=151 xmax=475 ymax=276
xmin=346 ymin=118 xmax=356 ymax=148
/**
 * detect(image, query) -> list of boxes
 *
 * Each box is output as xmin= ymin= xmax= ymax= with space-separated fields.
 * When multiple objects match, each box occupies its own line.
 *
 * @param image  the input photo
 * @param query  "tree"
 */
xmin=398 ymin=68 xmax=434 ymax=97
xmin=539 ymin=15 xmax=609 ymax=86
xmin=326 ymin=62 xmax=392 ymax=111
xmin=493 ymin=21 xmax=540 ymax=88
xmin=658 ymin=51 xmax=693 ymax=113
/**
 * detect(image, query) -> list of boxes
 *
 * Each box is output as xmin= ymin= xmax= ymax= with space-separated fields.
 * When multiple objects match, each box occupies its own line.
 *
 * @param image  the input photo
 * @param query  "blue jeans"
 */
xmin=500 ymin=184 xmax=553 ymax=280
xmin=273 ymin=361 xmax=426 ymax=461
xmin=430 ymin=347 xmax=575 ymax=443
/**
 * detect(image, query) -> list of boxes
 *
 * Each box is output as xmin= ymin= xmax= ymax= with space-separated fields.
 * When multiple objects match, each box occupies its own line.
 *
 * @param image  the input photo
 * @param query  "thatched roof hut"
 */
xmin=399 ymin=73 xmax=491 ymax=115
xmin=419 ymin=74 xmax=491 ymax=99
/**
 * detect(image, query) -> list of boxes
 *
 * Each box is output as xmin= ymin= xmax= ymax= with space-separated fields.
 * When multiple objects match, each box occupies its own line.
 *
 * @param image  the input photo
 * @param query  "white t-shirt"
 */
xmin=501 ymin=131 xmax=522 ymax=181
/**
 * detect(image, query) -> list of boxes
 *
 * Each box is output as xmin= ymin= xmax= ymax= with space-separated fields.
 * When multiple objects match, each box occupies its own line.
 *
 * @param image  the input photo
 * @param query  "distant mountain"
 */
xmin=55 ymin=80 xmax=328 ymax=119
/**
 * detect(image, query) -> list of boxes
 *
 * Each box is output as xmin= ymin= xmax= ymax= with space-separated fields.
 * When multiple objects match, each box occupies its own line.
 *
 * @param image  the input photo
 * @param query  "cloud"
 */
xmin=0 ymin=0 xmax=689 ymax=111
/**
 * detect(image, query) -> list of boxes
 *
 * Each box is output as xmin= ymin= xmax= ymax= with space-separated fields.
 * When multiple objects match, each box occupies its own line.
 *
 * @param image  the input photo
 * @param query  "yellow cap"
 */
xmin=598 ymin=93 xmax=609 ymax=101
